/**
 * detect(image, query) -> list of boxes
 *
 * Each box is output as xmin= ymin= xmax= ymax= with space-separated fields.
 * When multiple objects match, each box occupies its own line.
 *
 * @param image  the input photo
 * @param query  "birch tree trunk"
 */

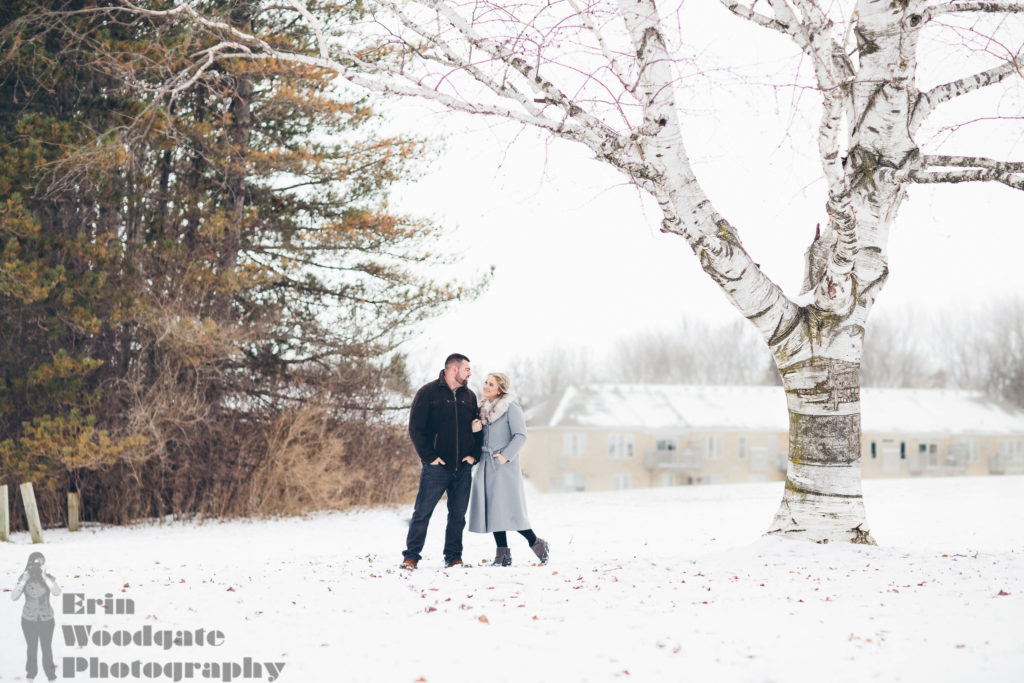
xmin=765 ymin=0 xmax=922 ymax=543
xmin=770 ymin=323 xmax=872 ymax=542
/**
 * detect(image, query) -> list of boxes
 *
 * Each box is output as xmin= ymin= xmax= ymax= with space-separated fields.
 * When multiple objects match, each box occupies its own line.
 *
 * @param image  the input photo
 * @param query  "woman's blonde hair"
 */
xmin=488 ymin=372 xmax=512 ymax=396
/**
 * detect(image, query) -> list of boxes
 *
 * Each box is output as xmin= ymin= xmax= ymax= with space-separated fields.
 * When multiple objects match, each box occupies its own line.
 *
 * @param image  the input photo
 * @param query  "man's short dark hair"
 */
xmin=445 ymin=353 xmax=470 ymax=368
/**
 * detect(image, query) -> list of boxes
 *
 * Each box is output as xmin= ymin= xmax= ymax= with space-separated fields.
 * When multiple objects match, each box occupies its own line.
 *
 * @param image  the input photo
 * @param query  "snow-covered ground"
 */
xmin=2 ymin=476 xmax=1022 ymax=683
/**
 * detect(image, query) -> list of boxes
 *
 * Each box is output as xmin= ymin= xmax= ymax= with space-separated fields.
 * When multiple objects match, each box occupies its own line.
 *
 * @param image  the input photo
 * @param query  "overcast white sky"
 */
xmin=382 ymin=3 xmax=1024 ymax=384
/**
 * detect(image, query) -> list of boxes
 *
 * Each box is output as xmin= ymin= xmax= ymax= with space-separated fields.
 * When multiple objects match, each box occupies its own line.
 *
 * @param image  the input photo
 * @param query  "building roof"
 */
xmin=527 ymin=384 xmax=1024 ymax=436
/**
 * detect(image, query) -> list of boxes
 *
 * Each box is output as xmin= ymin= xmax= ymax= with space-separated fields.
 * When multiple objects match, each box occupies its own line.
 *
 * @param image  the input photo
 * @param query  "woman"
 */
xmin=468 ymin=372 xmax=550 ymax=566
xmin=12 ymin=551 xmax=61 ymax=682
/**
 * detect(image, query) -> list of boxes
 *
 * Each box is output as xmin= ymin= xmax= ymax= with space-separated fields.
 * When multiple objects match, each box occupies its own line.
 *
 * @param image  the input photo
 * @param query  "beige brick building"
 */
xmin=521 ymin=385 xmax=1024 ymax=493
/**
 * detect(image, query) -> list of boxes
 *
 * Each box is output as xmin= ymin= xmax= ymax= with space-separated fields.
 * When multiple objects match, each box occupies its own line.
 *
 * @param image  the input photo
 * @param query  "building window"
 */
xmin=550 ymin=473 xmax=586 ymax=492
xmin=750 ymin=446 xmax=775 ymax=472
xmin=951 ymin=439 xmax=979 ymax=465
xmin=658 ymin=473 xmax=675 ymax=487
xmin=881 ymin=439 xmax=900 ymax=474
xmin=695 ymin=435 xmax=722 ymax=461
xmin=870 ymin=441 xmax=877 ymax=459
xmin=655 ymin=438 xmax=677 ymax=452
xmin=918 ymin=442 xmax=939 ymax=467
xmin=611 ymin=473 xmax=631 ymax=490
xmin=562 ymin=433 xmax=587 ymax=458
xmin=999 ymin=439 xmax=1023 ymax=457
xmin=608 ymin=434 xmax=635 ymax=459
xmin=992 ymin=439 xmax=1024 ymax=474
xmin=738 ymin=436 xmax=746 ymax=459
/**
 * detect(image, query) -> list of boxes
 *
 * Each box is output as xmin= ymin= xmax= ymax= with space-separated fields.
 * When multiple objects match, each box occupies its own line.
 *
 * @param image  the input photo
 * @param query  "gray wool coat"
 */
xmin=468 ymin=400 xmax=531 ymax=533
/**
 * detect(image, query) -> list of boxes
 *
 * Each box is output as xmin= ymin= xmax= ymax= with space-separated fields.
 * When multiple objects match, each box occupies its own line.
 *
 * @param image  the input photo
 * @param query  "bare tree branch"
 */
xmin=387 ymin=0 xmax=625 ymax=150
xmin=721 ymin=0 xmax=853 ymax=91
xmin=721 ymin=0 xmax=852 ymax=199
xmin=819 ymin=89 xmax=849 ymax=194
xmin=922 ymin=1 xmax=1024 ymax=22
xmin=917 ymin=56 xmax=1024 ymax=122
xmin=720 ymin=0 xmax=792 ymax=36
xmin=284 ymin=0 xmax=331 ymax=59
xmin=922 ymin=154 xmax=1024 ymax=172
xmin=617 ymin=0 xmax=798 ymax=336
xmin=910 ymin=168 xmax=1024 ymax=189
xmin=566 ymin=0 xmax=634 ymax=92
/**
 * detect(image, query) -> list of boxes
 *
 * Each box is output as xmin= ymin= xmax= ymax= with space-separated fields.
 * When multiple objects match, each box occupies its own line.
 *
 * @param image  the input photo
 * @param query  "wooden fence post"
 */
xmin=0 ymin=485 xmax=9 ymax=542
xmin=68 ymin=491 xmax=81 ymax=532
xmin=19 ymin=482 xmax=44 ymax=544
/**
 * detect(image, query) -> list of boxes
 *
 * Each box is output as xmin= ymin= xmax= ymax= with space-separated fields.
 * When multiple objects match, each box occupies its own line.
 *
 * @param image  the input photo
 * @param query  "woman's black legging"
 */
xmin=493 ymin=529 xmax=537 ymax=547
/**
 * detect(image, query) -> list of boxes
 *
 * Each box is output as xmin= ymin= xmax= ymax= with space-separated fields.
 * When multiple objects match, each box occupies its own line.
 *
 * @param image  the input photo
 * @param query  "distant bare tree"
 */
xmin=502 ymin=318 xmax=775 ymax=413
xmin=860 ymin=311 xmax=943 ymax=388
xmin=504 ymin=346 xmax=598 ymax=411
xmin=513 ymin=303 xmax=1024 ymax=402
xmin=843 ymin=299 xmax=1024 ymax=400
xmin=935 ymin=314 xmax=988 ymax=393
xmin=608 ymin=319 xmax=777 ymax=386
xmin=957 ymin=298 xmax=1024 ymax=408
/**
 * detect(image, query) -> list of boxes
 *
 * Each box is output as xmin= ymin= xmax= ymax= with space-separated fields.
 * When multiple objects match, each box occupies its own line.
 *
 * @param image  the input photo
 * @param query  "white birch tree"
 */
xmin=95 ymin=0 xmax=1024 ymax=543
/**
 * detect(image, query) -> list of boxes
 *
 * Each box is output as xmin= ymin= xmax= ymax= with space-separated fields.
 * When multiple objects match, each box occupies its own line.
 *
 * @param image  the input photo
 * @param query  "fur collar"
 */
xmin=479 ymin=393 xmax=513 ymax=425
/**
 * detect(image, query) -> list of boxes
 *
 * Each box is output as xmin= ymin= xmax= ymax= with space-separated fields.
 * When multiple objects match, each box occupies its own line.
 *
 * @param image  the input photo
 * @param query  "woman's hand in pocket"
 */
xmin=492 ymin=453 xmax=509 ymax=465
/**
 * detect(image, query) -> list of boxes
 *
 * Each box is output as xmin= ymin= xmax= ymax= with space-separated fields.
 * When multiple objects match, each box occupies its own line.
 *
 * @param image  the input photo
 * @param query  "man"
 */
xmin=401 ymin=353 xmax=482 ymax=569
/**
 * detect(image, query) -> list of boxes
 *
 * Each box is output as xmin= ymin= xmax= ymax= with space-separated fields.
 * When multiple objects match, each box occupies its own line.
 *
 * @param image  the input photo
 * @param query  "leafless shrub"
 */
xmin=247 ymin=401 xmax=417 ymax=515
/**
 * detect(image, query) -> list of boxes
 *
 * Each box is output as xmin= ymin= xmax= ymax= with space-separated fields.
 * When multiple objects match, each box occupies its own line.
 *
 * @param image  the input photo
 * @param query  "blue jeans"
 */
xmin=403 ymin=463 xmax=472 ymax=563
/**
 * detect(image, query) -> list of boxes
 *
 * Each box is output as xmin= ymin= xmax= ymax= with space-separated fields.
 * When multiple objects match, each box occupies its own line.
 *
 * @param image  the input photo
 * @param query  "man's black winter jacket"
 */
xmin=408 ymin=371 xmax=482 ymax=471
